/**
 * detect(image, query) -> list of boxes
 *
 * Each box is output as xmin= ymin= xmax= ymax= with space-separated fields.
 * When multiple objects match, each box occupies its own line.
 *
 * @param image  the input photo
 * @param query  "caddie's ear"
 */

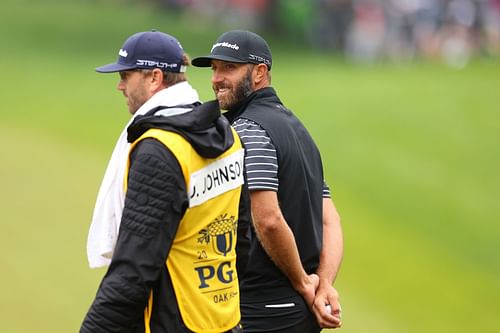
xmin=253 ymin=63 xmax=269 ymax=88
xmin=149 ymin=68 xmax=165 ymax=91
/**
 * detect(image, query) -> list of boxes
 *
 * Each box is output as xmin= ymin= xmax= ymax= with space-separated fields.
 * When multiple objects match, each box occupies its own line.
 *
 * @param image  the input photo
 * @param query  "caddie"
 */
xmin=81 ymin=29 xmax=249 ymax=333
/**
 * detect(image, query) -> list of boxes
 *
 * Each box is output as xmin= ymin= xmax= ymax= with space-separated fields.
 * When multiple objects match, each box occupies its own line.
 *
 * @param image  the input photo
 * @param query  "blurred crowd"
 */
xmin=155 ymin=0 xmax=500 ymax=67
xmin=313 ymin=0 xmax=500 ymax=67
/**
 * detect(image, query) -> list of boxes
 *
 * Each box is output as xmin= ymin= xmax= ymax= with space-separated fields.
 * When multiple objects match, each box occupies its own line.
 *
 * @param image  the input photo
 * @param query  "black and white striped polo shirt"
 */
xmin=233 ymin=118 xmax=331 ymax=197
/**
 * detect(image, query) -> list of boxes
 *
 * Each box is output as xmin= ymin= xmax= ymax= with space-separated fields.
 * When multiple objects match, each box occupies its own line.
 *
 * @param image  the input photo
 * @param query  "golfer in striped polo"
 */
xmin=193 ymin=30 xmax=344 ymax=332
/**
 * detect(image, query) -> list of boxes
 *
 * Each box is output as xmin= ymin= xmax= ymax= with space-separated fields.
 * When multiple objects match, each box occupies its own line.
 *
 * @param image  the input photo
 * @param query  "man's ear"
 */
xmin=149 ymin=68 xmax=165 ymax=91
xmin=253 ymin=64 xmax=269 ymax=87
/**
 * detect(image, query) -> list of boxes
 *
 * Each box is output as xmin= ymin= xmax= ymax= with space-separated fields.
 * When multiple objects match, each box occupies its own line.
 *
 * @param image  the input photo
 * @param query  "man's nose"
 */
xmin=211 ymin=70 xmax=223 ymax=85
xmin=117 ymin=80 xmax=125 ymax=91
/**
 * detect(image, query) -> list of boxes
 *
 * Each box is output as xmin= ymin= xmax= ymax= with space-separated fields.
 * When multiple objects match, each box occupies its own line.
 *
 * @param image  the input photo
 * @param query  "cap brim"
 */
xmin=191 ymin=54 xmax=248 ymax=67
xmin=95 ymin=62 xmax=137 ymax=73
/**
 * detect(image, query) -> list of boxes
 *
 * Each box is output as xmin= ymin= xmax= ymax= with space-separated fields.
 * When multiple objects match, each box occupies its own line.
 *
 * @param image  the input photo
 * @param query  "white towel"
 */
xmin=87 ymin=81 xmax=200 ymax=268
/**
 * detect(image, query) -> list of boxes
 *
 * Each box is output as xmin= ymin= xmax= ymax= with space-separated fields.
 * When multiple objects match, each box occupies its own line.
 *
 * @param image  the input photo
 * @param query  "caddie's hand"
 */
xmin=312 ymin=281 xmax=342 ymax=329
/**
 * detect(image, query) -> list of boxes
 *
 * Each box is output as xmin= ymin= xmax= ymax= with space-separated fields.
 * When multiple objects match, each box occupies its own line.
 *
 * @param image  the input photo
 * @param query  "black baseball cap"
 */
xmin=191 ymin=30 xmax=272 ymax=70
xmin=96 ymin=29 xmax=186 ymax=73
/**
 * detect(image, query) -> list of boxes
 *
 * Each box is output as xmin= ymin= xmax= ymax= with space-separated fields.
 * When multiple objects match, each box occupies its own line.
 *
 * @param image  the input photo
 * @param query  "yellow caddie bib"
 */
xmin=128 ymin=128 xmax=244 ymax=333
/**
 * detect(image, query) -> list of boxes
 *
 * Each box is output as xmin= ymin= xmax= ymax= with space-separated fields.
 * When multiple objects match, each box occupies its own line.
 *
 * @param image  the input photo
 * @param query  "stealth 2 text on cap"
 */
xmin=192 ymin=30 xmax=272 ymax=70
xmin=96 ymin=29 xmax=186 ymax=73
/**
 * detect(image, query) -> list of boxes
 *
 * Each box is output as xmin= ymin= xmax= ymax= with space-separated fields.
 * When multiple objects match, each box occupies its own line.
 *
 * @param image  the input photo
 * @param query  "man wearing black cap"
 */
xmin=81 ymin=30 xmax=249 ymax=333
xmin=192 ymin=30 xmax=343 ymax=332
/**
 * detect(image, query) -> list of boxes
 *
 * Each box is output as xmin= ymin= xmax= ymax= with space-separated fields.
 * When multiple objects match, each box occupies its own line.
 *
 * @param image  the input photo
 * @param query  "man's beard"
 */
xmin=126 ymin=83 xmax=149 ymax=115
xmin=216 ymin=68 xmax=253 ymax=111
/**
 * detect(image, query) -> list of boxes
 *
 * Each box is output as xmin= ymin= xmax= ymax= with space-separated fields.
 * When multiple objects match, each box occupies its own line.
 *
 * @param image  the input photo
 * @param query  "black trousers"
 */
xmin=240 ymin=295 xmax=320 ymax=333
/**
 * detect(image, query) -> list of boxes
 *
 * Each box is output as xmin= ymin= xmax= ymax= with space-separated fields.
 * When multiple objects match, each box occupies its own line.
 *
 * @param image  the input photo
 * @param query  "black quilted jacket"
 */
xmin=81 ymin=101 xmax=250 ymax=333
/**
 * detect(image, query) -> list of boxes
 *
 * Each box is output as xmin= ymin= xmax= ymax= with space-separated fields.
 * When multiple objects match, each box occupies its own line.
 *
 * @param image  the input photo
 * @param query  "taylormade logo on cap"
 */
xmin=249 ymin=54 xmax=271 ymax=66
xmin=119 ymin=49 xmax=128 ymax=58
xmin=136 ymin=59 xmax=179 ymax=70
xmin=211 ymin=42 xmax=240 ymax=52
xmin=191 ymin=30 xmax=273 ymax=70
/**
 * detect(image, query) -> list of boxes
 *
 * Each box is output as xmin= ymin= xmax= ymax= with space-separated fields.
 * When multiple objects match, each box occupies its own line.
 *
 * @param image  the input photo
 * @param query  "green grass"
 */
xmin=1 ymin=1 xmax=499 ymax=332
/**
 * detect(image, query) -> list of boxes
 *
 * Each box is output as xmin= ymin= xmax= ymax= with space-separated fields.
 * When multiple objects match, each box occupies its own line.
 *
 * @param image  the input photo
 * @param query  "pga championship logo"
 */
xmin=197 ymin=213 xmax=236 ymax=256
xmin=194 ymin=214 xmax=238 ymax=298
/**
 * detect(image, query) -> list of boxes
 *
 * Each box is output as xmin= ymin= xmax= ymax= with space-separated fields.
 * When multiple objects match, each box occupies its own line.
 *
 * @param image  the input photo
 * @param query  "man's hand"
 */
xmin=296 ymin=273 xmax=320 ymax=308
xmin=312 ymin=281 xmax=342 ymax=329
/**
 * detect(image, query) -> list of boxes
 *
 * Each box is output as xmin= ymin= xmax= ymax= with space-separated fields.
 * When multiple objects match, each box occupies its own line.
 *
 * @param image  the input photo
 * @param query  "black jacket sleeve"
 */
xmin=80 ymin=138 xmax=188 ymax=333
